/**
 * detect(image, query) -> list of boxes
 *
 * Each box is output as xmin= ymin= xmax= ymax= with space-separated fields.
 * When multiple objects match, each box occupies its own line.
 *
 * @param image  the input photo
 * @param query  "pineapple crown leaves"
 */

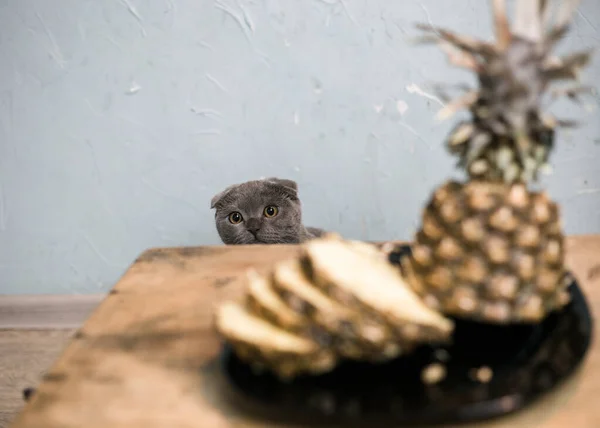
xmin=414 ymin=0 xmax=595 ymax=184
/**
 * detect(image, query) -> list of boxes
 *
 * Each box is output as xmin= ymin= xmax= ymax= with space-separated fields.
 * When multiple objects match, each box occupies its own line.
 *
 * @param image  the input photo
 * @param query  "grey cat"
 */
xmin=211 ymin=177 xmax=326 ymax=245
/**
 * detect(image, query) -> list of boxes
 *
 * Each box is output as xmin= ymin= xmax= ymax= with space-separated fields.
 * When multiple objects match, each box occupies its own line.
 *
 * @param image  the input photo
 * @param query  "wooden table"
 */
xmin=10 ymin=235 xmax=600 ymax=428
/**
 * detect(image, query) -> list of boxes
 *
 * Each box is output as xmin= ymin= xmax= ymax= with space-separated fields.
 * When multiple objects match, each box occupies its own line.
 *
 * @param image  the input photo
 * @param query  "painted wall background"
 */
xmin=0 ymin=0 xmax=598 ymax=294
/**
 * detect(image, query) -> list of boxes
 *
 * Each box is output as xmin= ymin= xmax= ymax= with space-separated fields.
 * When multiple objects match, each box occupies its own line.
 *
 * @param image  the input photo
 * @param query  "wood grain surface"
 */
xmin=10 ymin=235 xmax=600 ymax=428
xmin=0 ymin=295 xmax=104 ymax=329
xmin=0 ymin=330 xmax=75 ymax=428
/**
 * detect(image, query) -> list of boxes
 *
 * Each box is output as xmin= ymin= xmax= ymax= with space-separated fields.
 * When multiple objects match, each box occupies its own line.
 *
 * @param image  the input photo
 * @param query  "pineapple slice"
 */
xmin=215 ymin=302 xmax=336 ymax=379
xmin=271 ymin=259 xmax=403 ymax=361
xmin=302 ymin=239 xmax=454 ymax=342
xmin=245 ymin=269 xmax=307 ymax=334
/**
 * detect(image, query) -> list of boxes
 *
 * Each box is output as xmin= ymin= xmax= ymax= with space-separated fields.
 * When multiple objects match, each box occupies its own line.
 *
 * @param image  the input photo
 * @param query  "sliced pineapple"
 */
xmin=302 ymin=239 xmax=454 ymax=342
xmin=245 ymin=269 xmax=308 ymax=334
xmin=215 ymin=302 xmax=337 ymax=379
xmin=216 ymin=235 xmax=456 ymax=379
xmin=271 ymin=259 xmax=403 ymax=361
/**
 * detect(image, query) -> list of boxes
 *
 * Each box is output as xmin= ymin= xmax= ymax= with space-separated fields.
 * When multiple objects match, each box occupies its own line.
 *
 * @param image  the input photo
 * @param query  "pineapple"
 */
xmin=215 ymin=302 xmax=337 ymax=379
xmin=216 ymin=235 xmax=454 ymax=379
xmin=403 ymin=0 xmax=592 ymax=324
xmin=302 ymin=238 xmax=453 ymax=342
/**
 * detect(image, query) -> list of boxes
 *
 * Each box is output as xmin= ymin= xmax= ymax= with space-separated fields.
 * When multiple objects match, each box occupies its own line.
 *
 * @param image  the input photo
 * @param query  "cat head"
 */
xmin=210 ymin=177 xmax=304 ymax=245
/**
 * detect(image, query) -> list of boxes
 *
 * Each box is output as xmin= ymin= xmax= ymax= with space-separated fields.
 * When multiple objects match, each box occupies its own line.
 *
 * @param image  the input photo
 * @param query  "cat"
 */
xmin=210 ymin=177 xmax=326 ymax=245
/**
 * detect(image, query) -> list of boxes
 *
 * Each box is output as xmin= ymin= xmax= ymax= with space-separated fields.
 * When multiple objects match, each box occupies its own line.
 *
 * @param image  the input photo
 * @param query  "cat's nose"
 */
xmin=246 ymin=218 xmax=261 ymax=235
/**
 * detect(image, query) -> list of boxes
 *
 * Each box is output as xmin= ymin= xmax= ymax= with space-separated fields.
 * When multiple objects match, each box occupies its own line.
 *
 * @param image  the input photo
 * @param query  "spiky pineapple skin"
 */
xmin=403 ymin=180 xmax=570 ymax=324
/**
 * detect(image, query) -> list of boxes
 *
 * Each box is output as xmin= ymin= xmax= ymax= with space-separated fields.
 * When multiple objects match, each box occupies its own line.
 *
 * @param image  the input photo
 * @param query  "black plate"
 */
xmin=220 ymin=245 xmax=593 ymax=426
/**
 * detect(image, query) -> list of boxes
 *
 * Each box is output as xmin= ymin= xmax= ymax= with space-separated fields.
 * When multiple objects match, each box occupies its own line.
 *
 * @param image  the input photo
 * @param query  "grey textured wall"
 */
xmin=0 ymin=0 xmax=599 ymax=294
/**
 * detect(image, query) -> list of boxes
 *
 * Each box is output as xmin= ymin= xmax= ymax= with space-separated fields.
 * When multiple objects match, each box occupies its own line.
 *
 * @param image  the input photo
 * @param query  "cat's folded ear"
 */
xmin=264 ymin=177 xmax=299 ymax=199
xmin=264 ymin=177 xmax=298 ymax=191
xmin=210 ymin=184 xmax=237 ymax=209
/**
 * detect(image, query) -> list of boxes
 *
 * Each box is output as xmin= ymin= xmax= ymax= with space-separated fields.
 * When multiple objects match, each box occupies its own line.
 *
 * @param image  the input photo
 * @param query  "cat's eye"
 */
xmin=263 ymin=205 xmax=278 ymax=218
xmin=228 ymin=212 xmax=243 ymax=224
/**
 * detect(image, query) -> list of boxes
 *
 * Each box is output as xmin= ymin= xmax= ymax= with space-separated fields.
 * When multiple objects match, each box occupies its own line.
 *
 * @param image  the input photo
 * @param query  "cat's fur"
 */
xmin=211 ymin=177 xmax=325 ymax=245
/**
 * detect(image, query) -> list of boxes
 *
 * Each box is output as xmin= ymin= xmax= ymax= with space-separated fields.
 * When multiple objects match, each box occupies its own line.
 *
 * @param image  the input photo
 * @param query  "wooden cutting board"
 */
xmin=10 ymin=235 xmax=600 ymax=428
